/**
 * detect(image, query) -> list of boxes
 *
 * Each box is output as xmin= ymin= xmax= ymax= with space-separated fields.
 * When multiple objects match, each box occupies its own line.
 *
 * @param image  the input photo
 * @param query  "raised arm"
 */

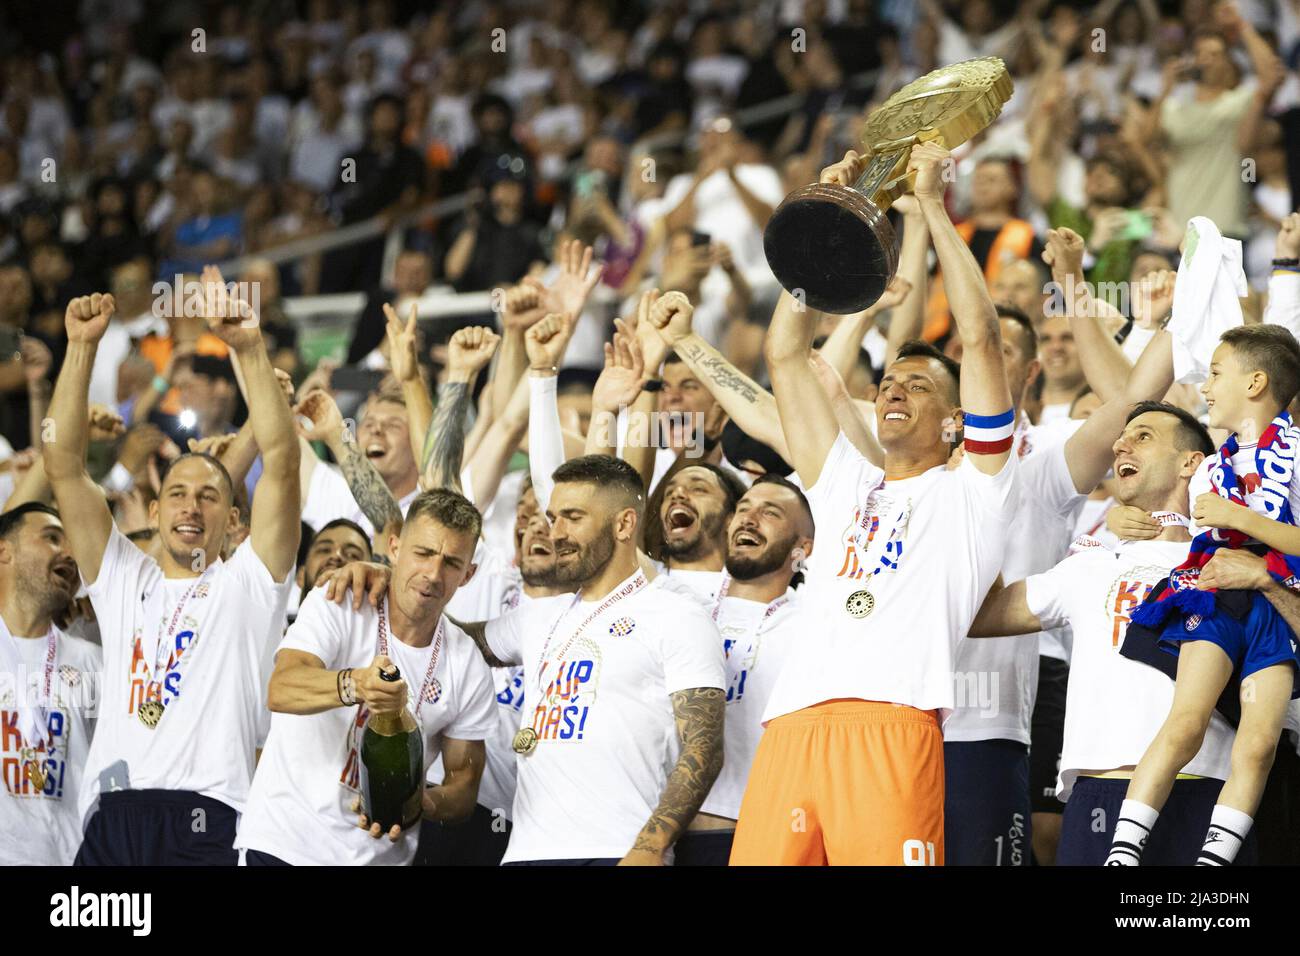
xmin=41 ymin=294 xmax=117 ymax=584
xmin=1062 ymin=321 xmax=1177 ymax=495
xmin=422 ymin=326 xmax=500 ymax=492
xmin=646 ymin=289 xmax=790 ymax=461
xmin=523 ymin=313 xmax=576 ymax=512
xmin=297 ymin=390 xmax=402 ymax=539
xmin=384 ymin=301 xmax=434 ymax=470
xmin=883 ymin=197 xmax=930 ymax=367
xmin=912 ymin=142 xmax=1012 ymax=474
xmin=201 ymin=266 xmax=300 ymax=579
xmin=819 ymin=275 xmax=914 ymax=383
xmin=490 ymin=279 xmax=547 ymax=429
xmin=622 ymin=686 xmax=725 ymax=865
xmin=1043 ymin=227 xmax=1136 ymax=403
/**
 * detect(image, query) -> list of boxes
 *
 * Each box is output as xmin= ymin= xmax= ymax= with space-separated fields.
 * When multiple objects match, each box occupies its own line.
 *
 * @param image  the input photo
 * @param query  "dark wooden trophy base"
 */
xmin=762 ymin=183 xmax=899 ymax=314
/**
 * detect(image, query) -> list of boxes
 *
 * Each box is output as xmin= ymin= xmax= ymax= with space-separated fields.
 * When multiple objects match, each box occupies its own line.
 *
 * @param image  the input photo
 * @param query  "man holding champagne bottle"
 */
xmin=235 ymin=489 xmax=496 ymax=866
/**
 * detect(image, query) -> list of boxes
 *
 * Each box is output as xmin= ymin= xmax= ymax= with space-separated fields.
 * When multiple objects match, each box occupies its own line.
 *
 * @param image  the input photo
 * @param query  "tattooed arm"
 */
xmin=622 ymin=686 xmax=725 ymax=864
xmin=422 ymin=379 xmax=472 ymax=491
xmin=421 ymin=326 xmax=500 ymax=492
xmin=337 ymin=437 xmax=403 ymax=536
xmin=667 ymin=331 xmax=790 ymax=461
xmin=297 ymin=391 xmax=402 ymax=537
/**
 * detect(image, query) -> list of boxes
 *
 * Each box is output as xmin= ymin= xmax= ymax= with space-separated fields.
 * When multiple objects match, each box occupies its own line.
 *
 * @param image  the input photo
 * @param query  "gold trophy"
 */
xmin=763 ymin=57 xmax=1013 ymax=314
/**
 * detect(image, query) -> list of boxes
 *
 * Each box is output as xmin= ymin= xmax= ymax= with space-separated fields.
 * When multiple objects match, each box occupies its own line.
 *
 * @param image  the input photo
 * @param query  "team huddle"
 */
xmin=6 ymin=141 xmax=1300 ymax=867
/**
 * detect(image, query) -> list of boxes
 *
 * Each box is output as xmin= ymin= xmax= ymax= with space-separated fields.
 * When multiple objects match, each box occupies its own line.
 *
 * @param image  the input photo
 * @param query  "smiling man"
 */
xmin=300 ymin=391 xmax=421 ymax=540
xmin=676 ymin=475 xmax=814 ymax=866
xmin=457 ymin=455 xmax=725 ymax=865
xmin=298 ymin=519 xmax=372 ymax=603
xmin=43 ymin=279 xmax=300 ymax=866
xmin=237 ymin=489 xmax=497 ymax=866
xmin=653 ymin=463 xmax=746 ymax=603
xmin=0 ymin=503 xmax=101 ymax=865
xmin=731 ymin=143 xmax=1023 ymax=866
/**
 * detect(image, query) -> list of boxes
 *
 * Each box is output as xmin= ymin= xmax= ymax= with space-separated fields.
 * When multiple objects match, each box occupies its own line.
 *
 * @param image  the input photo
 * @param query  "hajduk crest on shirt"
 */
xmin=1131 ymin=411 xmax=1300 ymax=629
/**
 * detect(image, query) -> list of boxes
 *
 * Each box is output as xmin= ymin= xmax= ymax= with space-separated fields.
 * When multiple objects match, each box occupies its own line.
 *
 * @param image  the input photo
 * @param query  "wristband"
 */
xmin=1272 ymin=258 xmax=1300 ymax=267
xmin=338 ymin=668 xmax=357 ymax=706
xmin=641 ymin=378 xmax=664 ymax=392
xmin=529 ymin=365 xmax=558 ymax=374
xmin=151 ymin=375 xmax=170 ymax=394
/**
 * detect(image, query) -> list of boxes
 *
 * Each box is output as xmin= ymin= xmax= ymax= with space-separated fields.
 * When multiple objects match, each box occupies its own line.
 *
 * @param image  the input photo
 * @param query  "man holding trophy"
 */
xmin=731 ymin=60 xmax=1022 ymax=866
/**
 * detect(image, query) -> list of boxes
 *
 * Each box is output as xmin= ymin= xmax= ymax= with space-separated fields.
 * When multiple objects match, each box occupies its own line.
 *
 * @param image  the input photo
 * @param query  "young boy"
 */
xmin=1107 ymin=324 xmax=1300 ymax=866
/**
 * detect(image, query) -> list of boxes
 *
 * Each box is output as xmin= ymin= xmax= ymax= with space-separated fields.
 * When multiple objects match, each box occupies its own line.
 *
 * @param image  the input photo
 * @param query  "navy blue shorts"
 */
xmin=674 ymin=830 xmax=735 ymax=866
xmin=244 ymin=848 xmax=291 ymax=866
xmin=414 ymin=803 xmax=511 ymax=866
xmin=943 ymin=739 xmax=1032 ymax=866
xmin=75 ymin=790 xmax=238 ymax=866
xmin=503 ymin=857 xmax=620 ymax=866
xmin=1158 ymin=589 xmax=1299 ymax=686
xmin=1029 ymin=656 xmax=1069 ymax=815
xmin=1058 ymin=775 xmax=1258 ymax=866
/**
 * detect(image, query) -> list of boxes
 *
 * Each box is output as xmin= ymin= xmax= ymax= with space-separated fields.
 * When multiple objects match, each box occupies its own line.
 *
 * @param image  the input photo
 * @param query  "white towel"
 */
xmin=1168 ymin=216 xmax=1247 ymax=384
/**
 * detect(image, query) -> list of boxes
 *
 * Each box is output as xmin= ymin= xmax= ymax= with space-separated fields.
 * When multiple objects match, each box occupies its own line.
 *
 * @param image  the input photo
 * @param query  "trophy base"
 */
xmin=763 ymin=183 xmax=899 ymax=314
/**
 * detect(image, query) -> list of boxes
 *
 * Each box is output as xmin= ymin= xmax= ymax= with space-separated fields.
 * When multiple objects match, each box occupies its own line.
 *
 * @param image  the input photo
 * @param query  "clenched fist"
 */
xmin=907 ymin=142 xmax=952 ymax=202
xmin=647 ymin=290 xmax=694 ymax=345
xmin=65 ymin=293 xmax=116 ymax=344
xmin=447 ymin=325 xmax=501 ymax=381
xmin=525 ymin=313 xmax=574 ymax=372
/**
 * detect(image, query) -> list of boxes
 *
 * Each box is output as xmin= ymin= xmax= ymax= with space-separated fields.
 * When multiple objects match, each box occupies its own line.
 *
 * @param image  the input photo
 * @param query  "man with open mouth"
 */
xmin=651 ymin=462 xmax=747 ymax=604
xmin=675 ymin=474 xmax=814 ymax=866
xmin=0 ymin=502 xmax=101 ymax=865
xmin=44 ymin=279 xmax=300 ymax=865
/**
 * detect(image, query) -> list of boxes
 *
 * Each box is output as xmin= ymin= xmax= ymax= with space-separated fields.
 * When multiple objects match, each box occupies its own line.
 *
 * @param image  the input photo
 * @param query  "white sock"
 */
xmin=1106 ymin=799 xmax=1159 ymax=866
xmin=1197 ymin=805 xmax=1253 ymax=866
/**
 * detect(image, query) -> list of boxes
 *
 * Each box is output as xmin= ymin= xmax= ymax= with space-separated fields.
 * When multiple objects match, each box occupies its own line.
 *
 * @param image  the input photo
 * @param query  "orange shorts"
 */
xmin=729 ymin=699 xmax=945 ymax=866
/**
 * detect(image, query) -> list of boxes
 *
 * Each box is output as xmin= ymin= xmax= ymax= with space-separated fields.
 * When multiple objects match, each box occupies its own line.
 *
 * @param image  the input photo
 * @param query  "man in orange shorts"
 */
xmin=731 ymin=143 xmax=1021 ymax=865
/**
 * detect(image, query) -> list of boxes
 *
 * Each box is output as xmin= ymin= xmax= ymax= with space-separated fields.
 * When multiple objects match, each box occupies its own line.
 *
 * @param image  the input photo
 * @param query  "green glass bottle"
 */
xmin=359 ymin=667 xmax=424 ymax=832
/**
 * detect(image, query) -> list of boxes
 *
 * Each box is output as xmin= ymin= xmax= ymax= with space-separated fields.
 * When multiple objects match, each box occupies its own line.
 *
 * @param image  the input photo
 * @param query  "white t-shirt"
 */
xmin=300 ymin=462 xmax=419 ymax=539
xmin=80 ymin=527 xmax=293 ymax=824
xmin=1073 ymin=495 xmax=1121 ymax=551
xmin=441 ymin=550 xmax=530 ymax=822
xmin=485 ymin=571 xmax=724 ymax=862
xmin=762 ymin=432 xmax=1020 ymax=724
xmin=0 ymin=628 xmax=101 ymax=865
xmin=235 ymin=591 xmax=496 ymax=866
xmin=700 ymin=594 xmax=799 ymax=820
xmin=1026 ymin=539 xmax=1235 ymax=800
xmin=658 ymin=567 xmax=725 ymax=605
xmin=947 ymin=420 xmax=1084 ymax=743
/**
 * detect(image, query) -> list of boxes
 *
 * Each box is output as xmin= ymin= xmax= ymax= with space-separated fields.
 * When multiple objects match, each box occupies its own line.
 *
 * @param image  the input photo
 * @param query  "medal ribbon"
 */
xmin=0 ymin=615 xmax=56 ymax=756
xmin=711 ymin=573 xmax=791 ymax=641
xmin=846 ymin=480 xmax=912 ymax=586
xmin=141 ymin=564 xmax=217 ymax=705
xmin=535 ymin=570 xmax=648 ymax=693
xmin=375 ymin=597 xmax=444 ymax=721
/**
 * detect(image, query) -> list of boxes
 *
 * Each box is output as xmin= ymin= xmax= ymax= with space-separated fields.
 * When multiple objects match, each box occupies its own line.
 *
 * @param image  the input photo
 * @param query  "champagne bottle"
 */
xmin=359 ymin=666 xmax=424 ymax=833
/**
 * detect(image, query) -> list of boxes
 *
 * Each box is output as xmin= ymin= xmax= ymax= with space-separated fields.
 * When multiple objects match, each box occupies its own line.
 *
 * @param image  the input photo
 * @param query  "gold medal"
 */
xmin=138 ymin=699 xmax=165 ymax=729
xmin=512 ymin=727 xmax=539 ymax=756
xmin=845 ymin=589 xmax=875 ymax=619
xmin=25 ymin=761 xmax=46 ymax=792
